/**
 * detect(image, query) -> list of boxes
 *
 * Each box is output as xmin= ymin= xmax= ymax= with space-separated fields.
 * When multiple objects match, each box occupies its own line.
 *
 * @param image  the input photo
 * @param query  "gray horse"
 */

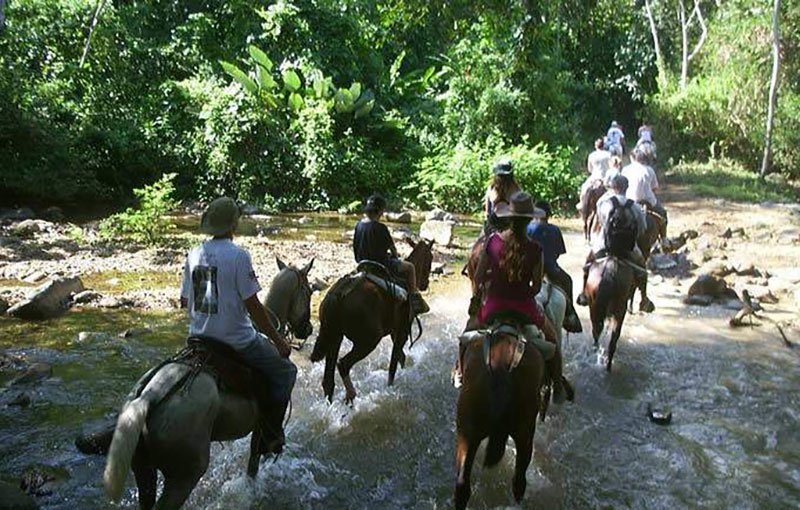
xmin=104 ymin=258 xmax=314 ymax=510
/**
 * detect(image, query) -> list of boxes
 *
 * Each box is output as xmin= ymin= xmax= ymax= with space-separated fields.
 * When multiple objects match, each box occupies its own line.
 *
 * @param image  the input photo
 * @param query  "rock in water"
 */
xmin=386 ymin=212 xmax=412 ymax=223
xmin=11 ymin=220 xmax=41 ymax=237
xmin=8 ymin=363 xmax=53 ymax=386
xmin=0 ymin=481 xmax=39 ymax=510
xmin=7 ymin=277 xmax=84 ymax=320
xmin=683 ymin=294 xmax=713 ymax=306
xmin=688 ymin=274 xmax=730 ymax=298
xmin=420 ymin=220 xmax=454 ymax=246
xmin=75 ymin=414 xmax=118 ymax=455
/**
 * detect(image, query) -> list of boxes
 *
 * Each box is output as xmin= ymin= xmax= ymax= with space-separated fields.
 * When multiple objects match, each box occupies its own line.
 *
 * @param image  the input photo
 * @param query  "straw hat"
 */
xmin=495 ymin=191 xmax=545 ymax=219
xmin=200 ymin=197 xmax=240 ymax=236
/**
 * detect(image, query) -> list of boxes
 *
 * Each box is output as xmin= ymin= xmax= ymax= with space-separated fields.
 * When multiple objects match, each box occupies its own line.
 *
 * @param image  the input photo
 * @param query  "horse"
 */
xmin=454 ymin=328 xmax=546 ymax=509
xmin=584 ymin=256 xmax=635 ymax=371
xmin=103 ymin=258 xmax=315 ymax=510
xmin=635 ymin=140 xmax=657 ymax=167
xmin=310 ymin=238 xmax=434 ymax=404
xmin=582 ymin=184 xmax=607 ymax=241
xmin=630 ymin=205 xmax=661 ymax=313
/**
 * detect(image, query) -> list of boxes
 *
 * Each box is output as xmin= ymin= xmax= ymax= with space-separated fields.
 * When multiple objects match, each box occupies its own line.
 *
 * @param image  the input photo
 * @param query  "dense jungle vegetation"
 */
xmin=1 ymin=0 xmax=797 ymax=213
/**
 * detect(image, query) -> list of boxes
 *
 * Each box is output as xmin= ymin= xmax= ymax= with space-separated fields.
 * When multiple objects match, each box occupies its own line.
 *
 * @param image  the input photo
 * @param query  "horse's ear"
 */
xmin=276 ymin=257 xmax=287 ymax=271
xmin=405 ymin=237 xmax=417 ymax=249
xmin=302 ymin=258 xmax=315 ymax=276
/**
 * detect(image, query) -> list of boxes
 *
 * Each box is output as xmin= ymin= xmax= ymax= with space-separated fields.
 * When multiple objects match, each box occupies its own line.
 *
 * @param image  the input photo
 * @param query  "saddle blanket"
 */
xmin=458 ymin=323 xmax=555 ymax=367
xmin=361 ymin=272 xmax=408 ymax=302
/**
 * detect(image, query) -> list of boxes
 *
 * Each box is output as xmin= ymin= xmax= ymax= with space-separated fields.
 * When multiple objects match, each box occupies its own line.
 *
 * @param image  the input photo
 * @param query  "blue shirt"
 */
xmin=527 ymin=221 xmax=566 ymax=274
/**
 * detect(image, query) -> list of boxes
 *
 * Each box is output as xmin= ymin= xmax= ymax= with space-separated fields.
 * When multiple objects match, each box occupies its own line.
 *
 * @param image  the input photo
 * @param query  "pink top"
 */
xmin=478 ymin=233 xmax=545 ymax=328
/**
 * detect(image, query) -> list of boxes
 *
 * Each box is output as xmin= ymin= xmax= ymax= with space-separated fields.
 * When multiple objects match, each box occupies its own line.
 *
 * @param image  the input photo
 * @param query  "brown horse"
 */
xmin=454 ymin=331 xmax=546 ymax=509
xmin=585 ymin=256 xmax=635 ymax=371
xmin=631 ymin=208 xmax=660 ymax=313
xmin=310 ymin=238 xmax=433 ymax=404
xmin=582 ymin=185 xmax=607 ymax=240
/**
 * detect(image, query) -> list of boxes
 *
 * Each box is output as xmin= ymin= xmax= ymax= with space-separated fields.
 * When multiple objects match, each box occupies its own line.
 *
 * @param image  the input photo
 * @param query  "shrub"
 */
xmin=99 ymin=173 xmax=179 ymax=245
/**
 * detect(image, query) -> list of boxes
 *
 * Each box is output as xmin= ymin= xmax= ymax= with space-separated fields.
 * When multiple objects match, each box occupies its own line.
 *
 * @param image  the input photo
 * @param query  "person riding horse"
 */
xmin=463 ymin=192 xmax=567 ymax=404
xmin=579 ymin=138 xmax=612 ymax=211
xmin=635 ymin=123 xmax=657 ymax=164
xmin=577 ymin=175 xmax=652 ymax=311
xmin=354 ymin=194 xmax=429 ymax=315
xmin=526 ymin=200 xmax=582 ymax=333
xmin=622 ymin=148 xmax=668 ymax=239
xmin=483 ymin=159 xmax=520 ymax=235
xmin=180 ymin=197 xmax=297 ymax=456
xmin=605 ymin=120 xmax=625 ymax=157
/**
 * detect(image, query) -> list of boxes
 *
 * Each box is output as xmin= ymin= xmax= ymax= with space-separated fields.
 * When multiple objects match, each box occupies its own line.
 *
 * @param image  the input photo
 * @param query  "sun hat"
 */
xmin=492 ymin=159 xmax=513 ymax=176
xmin=200 ymin=197 xmax=240 ymax=236
xmin=495 ymin=191 xmax=545 ymax=218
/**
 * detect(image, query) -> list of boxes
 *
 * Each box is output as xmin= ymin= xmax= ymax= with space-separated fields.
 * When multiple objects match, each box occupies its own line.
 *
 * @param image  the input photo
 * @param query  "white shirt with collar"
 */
xmin=622 ymin=161 xmax=659 ymax=206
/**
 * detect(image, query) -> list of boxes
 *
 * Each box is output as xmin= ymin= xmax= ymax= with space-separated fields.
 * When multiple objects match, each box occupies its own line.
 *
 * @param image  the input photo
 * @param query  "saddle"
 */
xmin=458 ymin=319 xmax=555 ymax=370
xmin=355 ymin=260 xmax=408 ymax=302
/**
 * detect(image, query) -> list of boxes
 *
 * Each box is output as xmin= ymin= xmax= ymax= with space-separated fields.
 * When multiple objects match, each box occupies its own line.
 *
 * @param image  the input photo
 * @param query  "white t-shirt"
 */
xmin=591 ymin=192 xmax=647 ymax=253
xmin=587 ymin=149 xmax=611 ymax=178
xmin=622 ymin=161 xmax=659 ymax=206
xmin=606 ymin=127 xmax=624 ymax=147
xmin=180 ymin=239 xmax=262 ymax=349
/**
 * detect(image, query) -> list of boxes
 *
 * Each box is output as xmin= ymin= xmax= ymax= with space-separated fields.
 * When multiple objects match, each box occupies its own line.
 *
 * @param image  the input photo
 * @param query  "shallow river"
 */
xmin=1 ymin=228 xmax=798 ymax=510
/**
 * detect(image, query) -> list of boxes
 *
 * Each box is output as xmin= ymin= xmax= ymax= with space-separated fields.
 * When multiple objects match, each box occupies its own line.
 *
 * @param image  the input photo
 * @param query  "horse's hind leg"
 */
xmin=454 ymin=432 xmax=479 ymax=510
xmin=132 ymin=448 xmax=157 ymax=510
xmin=606 ymin=315 xmax=625 ymax=372
xmin=511 ymin=422 xmax=536 ymax=503
xmin=337 ymin=334 xmax=381 ymax=405
xmin=155 ymin=445 xmax=209 ymax=510
xmin=322 ymin=335 xmax=343 ymax=403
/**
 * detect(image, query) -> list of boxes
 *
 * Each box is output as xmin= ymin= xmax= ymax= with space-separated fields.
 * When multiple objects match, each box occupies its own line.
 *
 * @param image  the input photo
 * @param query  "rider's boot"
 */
xmin=410 ymin=292 xmax=430 ymax=315
xmin=258 ymin=398 xmax=289 ymax=455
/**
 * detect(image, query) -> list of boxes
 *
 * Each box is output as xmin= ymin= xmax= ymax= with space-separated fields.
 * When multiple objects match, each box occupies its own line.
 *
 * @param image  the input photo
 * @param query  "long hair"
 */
xmin=489 ymin=175 xmax=517 ymax=203
xmin=499 ymin=217 xmax=530 ymax=282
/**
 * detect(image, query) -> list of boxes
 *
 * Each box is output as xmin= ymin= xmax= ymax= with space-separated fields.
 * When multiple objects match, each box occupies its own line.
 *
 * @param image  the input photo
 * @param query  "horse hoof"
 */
xmin=640 ymin=299 xmax=655 ymax=313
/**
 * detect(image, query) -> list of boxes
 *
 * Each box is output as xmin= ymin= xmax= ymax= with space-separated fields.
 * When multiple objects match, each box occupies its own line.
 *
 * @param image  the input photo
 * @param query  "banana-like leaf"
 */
xmin=257 ymin=66 xmax=276 ymax=90
xmin=248 ymin=45 xmax=273 ymax=71
xmin=313 ymin=77 xmax=329 ymax=98
xmin=354 ymin=99 xmax=374 ymax=119
xmin=334 ymin=89 xmax=354 ymax=112
xmin=220 ymin=60 xmax=258 ymax=94
xmin=283 ymin=69 xmax=301 ymax=92
xmin=349 ymin=82 xmax=361 ymax=101
xmin=288 ymin=92 xmax=304 ymax=111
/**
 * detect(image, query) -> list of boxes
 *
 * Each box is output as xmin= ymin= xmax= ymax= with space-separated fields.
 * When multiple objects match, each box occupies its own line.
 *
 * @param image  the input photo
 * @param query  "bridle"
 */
xmin=266 ymin=267 xmax=312 ymax=349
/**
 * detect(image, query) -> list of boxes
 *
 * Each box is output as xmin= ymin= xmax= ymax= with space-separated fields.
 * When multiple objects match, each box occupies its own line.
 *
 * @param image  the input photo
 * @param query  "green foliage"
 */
xmin=667 ymin=159 xmax=799 ymax=203
xmin=413 ymin=140 xmax=580 ymax=213
xmin=99 ymin=173 xmax=179 ymax=245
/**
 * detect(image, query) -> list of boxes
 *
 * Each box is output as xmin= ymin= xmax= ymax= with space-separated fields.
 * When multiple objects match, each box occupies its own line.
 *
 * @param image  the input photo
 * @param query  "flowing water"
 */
xmin=1 ymin=227 xmax=798 ymax=510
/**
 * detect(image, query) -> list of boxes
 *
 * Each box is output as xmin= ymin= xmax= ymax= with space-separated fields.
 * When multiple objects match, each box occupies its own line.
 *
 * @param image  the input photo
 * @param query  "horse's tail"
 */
xmin=593 ymin=259 xmax=616 ymax=327
xmin=311 ymin=277 xmax=348 ymax=362
xmin=484 ymin=343 xmax=512 ymax=467
xmin=104 ymin=395 xmax=150 ymax=501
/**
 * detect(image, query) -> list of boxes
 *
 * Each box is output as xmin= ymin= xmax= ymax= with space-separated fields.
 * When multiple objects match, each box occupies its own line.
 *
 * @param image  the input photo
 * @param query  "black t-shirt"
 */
xmin=353 ymin=219 xmax=394 ymax=266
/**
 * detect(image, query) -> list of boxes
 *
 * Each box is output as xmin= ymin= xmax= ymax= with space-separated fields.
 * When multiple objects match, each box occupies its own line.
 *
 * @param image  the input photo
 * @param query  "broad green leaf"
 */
xmin=349 ymin=82 xmax=361 ymax=101
xmin=288 ymin=92 xmax=304 ymax=111
xmin=283 ymin=69 xmax=301 ymax=91
xmin=257 ymin=66 xmax=276 ymax=90
xmin=219 ymin=60 xmax=258 ymax=94
xmin=248 ymin=45 xmax=273 ymax=71
xmin=334 ymin=89 xmax=354 ymax=112
xmin=354 ymin=99 xmax=374 ymax=119
xmin=313 ymin=77 xmax=329 ymax=98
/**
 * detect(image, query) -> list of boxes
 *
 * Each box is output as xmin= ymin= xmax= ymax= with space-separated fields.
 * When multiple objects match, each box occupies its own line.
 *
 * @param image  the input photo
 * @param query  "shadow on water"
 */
xmin=1 ymin=232 xmax=799 ymax=509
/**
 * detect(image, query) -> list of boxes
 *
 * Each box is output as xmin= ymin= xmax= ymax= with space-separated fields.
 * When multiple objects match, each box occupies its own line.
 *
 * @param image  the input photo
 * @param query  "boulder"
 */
xmin=72 ymin=290 xmax=101 ymax=304
xmin=75 ymin=414 xmax=117 ymax=456
xmin=386 ymin=211 xmax=412 ymax=223
xmin=41 ymin=207 xmax=64 ymax=222
xmin=0 ymin=208 xmax=36 ymax=222
xmin=420 ymin=220 xmax=454 ymax=246
xmin=8 ymin=363 xmax=53 ymax=386
xmin=688 ymin=274 xmax=735 ymax=299
xmin=7 ymin=277 xmax=84 ymax=320
xmin=11 ymin=220 xmax=40 ymax=237
xmin=425 ymin=208 xmax=455 ymax=222
xmin=683 ymin=294 xmax=713 ymax=306
xmin=0 ymin=481 xmax=39 ymax=510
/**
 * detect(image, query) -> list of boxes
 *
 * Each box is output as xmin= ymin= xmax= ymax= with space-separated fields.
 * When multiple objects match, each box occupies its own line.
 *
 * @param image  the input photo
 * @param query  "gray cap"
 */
xmin=201 ymin=197 xmax=240 ymax=236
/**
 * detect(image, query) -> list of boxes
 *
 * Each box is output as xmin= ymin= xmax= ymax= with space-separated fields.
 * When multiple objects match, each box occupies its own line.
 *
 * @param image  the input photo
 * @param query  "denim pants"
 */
xmin=236 ymin=334 xmax=297 ymax=402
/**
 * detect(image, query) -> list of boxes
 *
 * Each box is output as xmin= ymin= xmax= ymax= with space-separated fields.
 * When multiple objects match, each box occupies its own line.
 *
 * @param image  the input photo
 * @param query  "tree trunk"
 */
xmin=761 ymin=0 xmax=782 ymax=177
xmin=0 ymin=0 xmax=7 ymax=32
xmin=679 ymin=0 xmax=689 ymax=91
xmin=79 ymin=0 xmax=107 ymax=68
xmin=644 ymin=0 xmax=666 ymax=91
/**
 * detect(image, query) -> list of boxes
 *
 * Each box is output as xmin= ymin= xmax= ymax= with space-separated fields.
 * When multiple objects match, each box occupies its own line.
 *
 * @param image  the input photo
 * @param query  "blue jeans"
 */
xmin=236 ymin=334 xmax=297 ymax=402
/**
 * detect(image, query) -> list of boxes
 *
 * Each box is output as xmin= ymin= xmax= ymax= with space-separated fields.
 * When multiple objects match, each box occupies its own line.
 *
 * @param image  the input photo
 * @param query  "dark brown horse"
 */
xmin=631 ymin=207 xmax=661 ymax=313
xmin=582 ymin=185 xmax=607 ymax=240
xmin=455 ymin=331 xmax=546 ymax=509
xmin=585 ymin=256 xmax=636 ymax=371
xmin=310 ymin=238 xmax=433 ymax=404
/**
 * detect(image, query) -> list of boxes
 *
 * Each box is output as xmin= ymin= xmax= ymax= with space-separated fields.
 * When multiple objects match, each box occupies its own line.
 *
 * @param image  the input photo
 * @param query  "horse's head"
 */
xmin=269 ymin=257 xmax=315 ymax=339
xmin=405 ymin=238 xmax=434 ymax=291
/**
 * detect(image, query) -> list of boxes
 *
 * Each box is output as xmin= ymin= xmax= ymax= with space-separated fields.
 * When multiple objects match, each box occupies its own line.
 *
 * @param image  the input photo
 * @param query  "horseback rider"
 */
xmin=468 ymin=192 xmax=567 ymax=403
xmin=354 ymin=194 xmax=430 ymax=314
xmin=622 ymin=148 xmax=668 ymax=239
xmin=527 ymin=200 xmax=583 ymax=333
xmin=483 ymin=159 xmax=520 ymax=235
xmin=179 ymin=197 xmax=296 ymax=456
xmin=605 ymin=121 xmax=625 ymax=157
xmin=577 ymin=175 xmax=651 ymax=309
xmin=579 ymin=138 xmax=612 ymax=211
xmin=635 ymin=123 xmax=657 ymax=165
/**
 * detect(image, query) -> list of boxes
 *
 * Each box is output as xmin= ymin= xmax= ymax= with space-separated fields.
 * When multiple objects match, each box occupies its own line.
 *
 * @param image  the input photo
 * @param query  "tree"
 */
xmin=678 ymin=0 xmax=707 ymax=91
xmin=644 ymin=0 xmax=666 ymax=90
xmin=761 ymin=0 xmax=781 ymax=177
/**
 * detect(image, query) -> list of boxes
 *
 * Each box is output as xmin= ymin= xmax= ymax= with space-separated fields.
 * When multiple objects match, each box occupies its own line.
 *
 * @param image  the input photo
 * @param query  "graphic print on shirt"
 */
xmin=192 ymin=265 xmax=219 ymax=314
